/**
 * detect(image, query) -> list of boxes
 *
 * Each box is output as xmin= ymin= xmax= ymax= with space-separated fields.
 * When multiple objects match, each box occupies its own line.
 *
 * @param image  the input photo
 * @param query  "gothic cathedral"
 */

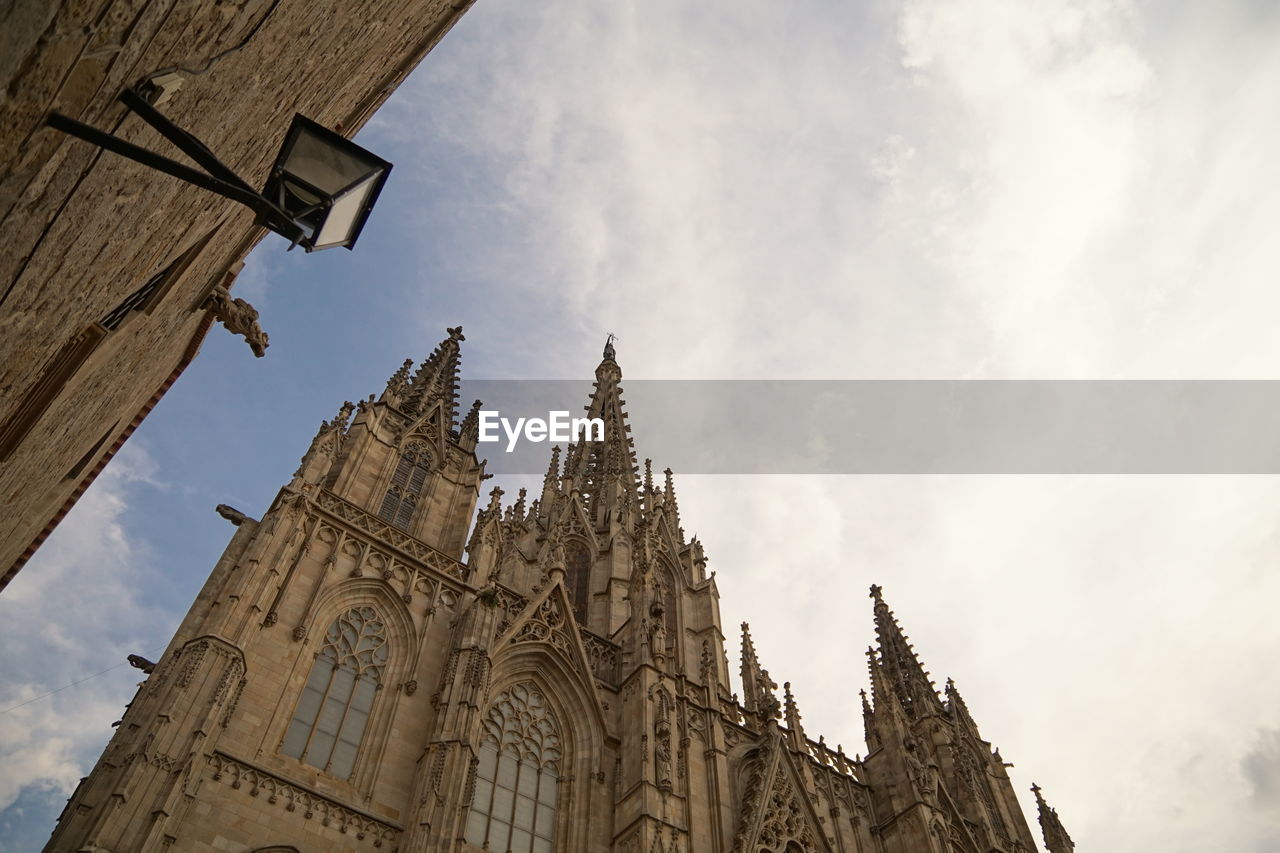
xmin=46 ymin=329 xmax=1075 ymax=853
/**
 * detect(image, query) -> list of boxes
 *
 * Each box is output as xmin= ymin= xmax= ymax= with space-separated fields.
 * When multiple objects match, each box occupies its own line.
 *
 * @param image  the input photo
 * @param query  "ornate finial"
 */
xmin=447 ymin=325 xmax=465 ymax=342
xmin=487 ymin=486 xmax=504 ymax=514
xmin=544 ymin=445 xmax=562 ymax=486
xmin=384 ymin=358 xmax=414 ymax=399
xmin=869 ymin=583 xmax=883 ymax=600
xmin=783 ymin=680 xmax=805 ymax=746
xmin=333 ymin=400 xmax=354 ymax=432
xmin=460 ymin=399 xmax=484 ymax=440
xmin=603 ymin=332 xmax=617 ymax=361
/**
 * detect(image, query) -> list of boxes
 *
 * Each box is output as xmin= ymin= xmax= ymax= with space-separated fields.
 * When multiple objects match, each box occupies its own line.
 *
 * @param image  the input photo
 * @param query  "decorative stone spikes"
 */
xmin=292 ymin=399 xmax=354 ymax=487
xmin=574 ymin=341 xmax=640 ymax=509
xmin=459 ymin=399 xmax=483 ymax=442
xmin=485 ymin=486 xmax=503 ymax=517
xmin=869 ymin=584 xmax=942 ymax=720
xmin=513 ymin=487 xmax=527 ymax=520
xmin=330 ymin=400 xmax=355 ymax=433
xmin=383 ymin=357 xmax=413 ymax=401
xmin=561 ymin=441 xmax=581 ymax=488
xmin=689 ymin=537 xmax=707 ymax=578
xmin=945 ymin=677 xmax=978 ymax=732
xmin=403 ymin=326 xmax=465 ymax=421
xmin=643 ymin=458 xmax=654 ymax=503
xmin=541 ymin=445 xmax=562 ymax=505
xmin=783 ymin=681 xmax=806 ymax=749
xmin=1032 ymin=783 xmax=1075 ymax=853
xmin=662 ymin=467 xmax=681 ymax=532
xmin=740 ymin=622 xmax=780 ymax=725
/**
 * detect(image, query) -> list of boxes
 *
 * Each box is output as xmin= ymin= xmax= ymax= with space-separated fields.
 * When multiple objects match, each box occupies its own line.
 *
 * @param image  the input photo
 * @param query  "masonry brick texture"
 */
xmin=0 ymin=0 xmax=473 ymax=589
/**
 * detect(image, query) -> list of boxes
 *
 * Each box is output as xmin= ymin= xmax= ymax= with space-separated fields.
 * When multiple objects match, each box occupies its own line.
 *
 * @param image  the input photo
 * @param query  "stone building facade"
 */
xmin=0 ymin=0 xmax=474 ymax=590
xmin=47 ymin=331 xmax=1076 ymax=852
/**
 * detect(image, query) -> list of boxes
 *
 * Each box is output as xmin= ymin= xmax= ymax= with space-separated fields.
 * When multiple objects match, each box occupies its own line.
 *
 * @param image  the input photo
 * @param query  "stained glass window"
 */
xmin=464 ymin=683 xmax=561 ymax=853
xmin=282 ymin=606 xmax=388 ymax=780
xmin=565 ymin=540 xmax=592 ymax=619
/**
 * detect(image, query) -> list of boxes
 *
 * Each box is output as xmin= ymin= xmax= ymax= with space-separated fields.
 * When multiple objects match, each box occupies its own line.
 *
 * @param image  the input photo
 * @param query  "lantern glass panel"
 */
xmin=314 ymin=173 xmax=381 ymax=249
xmin=284 ymin=123 xmax=381 ymax=197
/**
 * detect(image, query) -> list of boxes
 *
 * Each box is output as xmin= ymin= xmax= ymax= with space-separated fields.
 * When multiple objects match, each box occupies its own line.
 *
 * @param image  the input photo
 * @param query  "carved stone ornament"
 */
xmin=205 ymin=283 xmax=269 ymax=357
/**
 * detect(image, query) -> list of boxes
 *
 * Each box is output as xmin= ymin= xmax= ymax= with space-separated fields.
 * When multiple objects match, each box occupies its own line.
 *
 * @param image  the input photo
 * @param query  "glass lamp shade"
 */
xmin=262 ymin=115 xmax=392 ymax=251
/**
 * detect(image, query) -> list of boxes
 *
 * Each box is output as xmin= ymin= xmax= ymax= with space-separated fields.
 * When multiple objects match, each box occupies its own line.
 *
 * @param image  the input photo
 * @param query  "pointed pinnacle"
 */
xmin=545 ymin=445 xmax=562 ymax=482
xmin=332 ymin=400 xmax=354 ymax=431
xmin=459 ymin=399 xmax=483 ymax=440
xmin=783 ymin=681 xmax=805 ymax=743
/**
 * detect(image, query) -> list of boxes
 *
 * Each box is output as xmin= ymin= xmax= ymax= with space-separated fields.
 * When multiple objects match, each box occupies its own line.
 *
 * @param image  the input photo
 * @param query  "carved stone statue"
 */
xmin=205 ymin=283 xmax=268 ymax=357
xmin=215 ymin=504 xmax=247 ymax=526
xmin=127 ymin=654 xmax=156 ymax=674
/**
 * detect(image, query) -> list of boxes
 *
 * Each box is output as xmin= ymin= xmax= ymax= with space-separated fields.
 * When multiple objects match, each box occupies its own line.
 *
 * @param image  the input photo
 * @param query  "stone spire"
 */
xmin=458 ymin=399 xmax=483 ymax=445
xmin=868 ymin=584 xmax=942 ymax=721
xmin=740 ymin=622 xmax=780 ymax=725
xmin=381 ymin=357 xmax=414 ymax=404
xmin=945 ymin=676 xmax=980 ymax=733
xmin=1032 ymin=784 xmax=1075 ymax=853
xmin=662 ymin=466 xmax=682 ymax=535
xmin=783 ymin=681 xmax=806 ymax=750
xmin=562 ymin=336 xmax=640 ymax=518
xmin=541 ymin=445 xmax=562 ymax=508
xmin=403 ymin=325 xmax=465 ymax=422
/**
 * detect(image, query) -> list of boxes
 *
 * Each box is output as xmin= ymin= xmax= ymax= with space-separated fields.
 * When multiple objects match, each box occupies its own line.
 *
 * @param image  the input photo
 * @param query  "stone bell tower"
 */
xmin=45 ymin=326 xmax=488 ymax=851
xmin=46 ymin=331 xmax=1073 ymax=852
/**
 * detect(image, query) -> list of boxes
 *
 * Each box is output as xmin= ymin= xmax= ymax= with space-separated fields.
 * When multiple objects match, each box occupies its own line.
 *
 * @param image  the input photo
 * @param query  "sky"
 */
xmin=3 ymin=0 xmax=1280 ymax=849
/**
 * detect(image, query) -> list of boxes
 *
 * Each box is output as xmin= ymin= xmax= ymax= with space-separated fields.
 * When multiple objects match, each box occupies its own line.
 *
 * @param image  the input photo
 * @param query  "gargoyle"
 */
xmin=215 ymin=503 xmax=247 ymax=525
xmin=127 ymin=654 xmax=156 ymax=674
xmin=205 ymin=283 xmax=268 ymax=357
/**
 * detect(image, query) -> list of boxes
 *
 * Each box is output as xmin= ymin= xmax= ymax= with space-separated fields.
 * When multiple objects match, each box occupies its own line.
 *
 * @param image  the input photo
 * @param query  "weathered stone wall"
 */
xmin=0 ymin=0 xmax=475 ymax=588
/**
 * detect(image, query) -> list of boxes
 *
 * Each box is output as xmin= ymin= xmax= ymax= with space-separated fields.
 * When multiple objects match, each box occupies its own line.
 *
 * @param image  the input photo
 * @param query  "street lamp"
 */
xmin=46 ymin=86 xmax=392 ymax=252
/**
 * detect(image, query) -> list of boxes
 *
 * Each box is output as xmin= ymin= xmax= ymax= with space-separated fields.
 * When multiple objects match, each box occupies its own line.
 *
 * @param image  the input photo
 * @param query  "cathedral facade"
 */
xmin=47 ymin=330 xmax=1074 ymax=853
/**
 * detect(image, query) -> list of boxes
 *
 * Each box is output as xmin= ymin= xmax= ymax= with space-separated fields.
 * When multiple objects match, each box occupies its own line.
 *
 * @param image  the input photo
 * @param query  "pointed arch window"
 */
xmin=282 ymin=606 xmax=387 ymax=780
xmin=565 ymin=540 xmax=591 ymax=619
xmin=464 ymin=683 xmax=561 ymax=853
xmin=378 ymin=440 xmax=431 ymax=529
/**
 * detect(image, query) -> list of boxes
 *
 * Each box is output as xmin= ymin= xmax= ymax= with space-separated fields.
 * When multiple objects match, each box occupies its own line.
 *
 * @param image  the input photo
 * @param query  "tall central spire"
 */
xmin=868 ymin=585 xmax=943 ymax=721
xmin=562 ymin=337 xmax=640 ymax=515
xmin=402 ymin=325 xmax=465 ymax=422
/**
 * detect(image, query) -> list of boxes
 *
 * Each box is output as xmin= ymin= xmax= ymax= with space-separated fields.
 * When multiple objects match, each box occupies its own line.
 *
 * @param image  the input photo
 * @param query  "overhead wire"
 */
xmin=0 ymin=644 xmax=167 ymax=716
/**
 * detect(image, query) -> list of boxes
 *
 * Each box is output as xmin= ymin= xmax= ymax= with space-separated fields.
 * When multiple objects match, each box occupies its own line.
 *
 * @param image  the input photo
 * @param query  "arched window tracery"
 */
xmin=378 ymin=440 xmax=431 ymax=530
xmin=464 ymin=682 xmax=561 ymax=853
xmin=565 ymin=540 xmax=592 ymax=619
xmin=282 ymin=606 xmax=388 ymax=780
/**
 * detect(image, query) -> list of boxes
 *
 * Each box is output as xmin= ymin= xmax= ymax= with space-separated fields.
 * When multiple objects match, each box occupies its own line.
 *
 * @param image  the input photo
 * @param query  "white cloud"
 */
xmin=384 ymin=1 xmax=1280 ymax=848
xmin=9 ymin=1 xmax=1280 ymax=850
xmin=0 ymin=442 xmax=175 ymax=819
